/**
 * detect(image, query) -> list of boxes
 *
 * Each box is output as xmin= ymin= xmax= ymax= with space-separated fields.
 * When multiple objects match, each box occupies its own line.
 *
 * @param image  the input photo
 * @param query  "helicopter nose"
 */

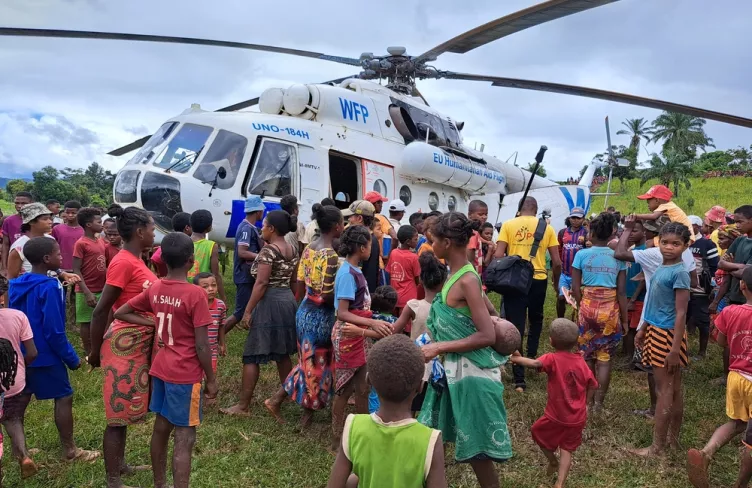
xmin=141 ymin=172 xmax=183 ymax=233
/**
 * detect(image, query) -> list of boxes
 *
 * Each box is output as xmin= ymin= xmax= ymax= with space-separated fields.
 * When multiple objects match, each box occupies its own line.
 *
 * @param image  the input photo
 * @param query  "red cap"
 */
xmin=637 ymin=184 xmax=673 ymax=201
xmin=364 ymin=191 xmax=388 ymax=203
xmin=705 ymin=205 xmax=727 ymax=223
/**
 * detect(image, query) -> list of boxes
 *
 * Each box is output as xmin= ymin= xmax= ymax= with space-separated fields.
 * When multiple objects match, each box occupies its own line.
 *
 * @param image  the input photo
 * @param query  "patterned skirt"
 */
xmin=283 ymin=300 xmax=336 ymax=410
xmin=577 ymin=287 xmax=622 ymax=362
xmin=101 ymin=320 xmax=154 ymax=426
xmin=642 ymin=324 xmax=689 ymax=368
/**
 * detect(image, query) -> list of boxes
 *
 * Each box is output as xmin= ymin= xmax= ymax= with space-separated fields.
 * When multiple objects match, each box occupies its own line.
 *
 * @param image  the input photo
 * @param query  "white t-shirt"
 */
xmin=632 ymin=247 xmax=696 ymax=329
xmin=389 ymin=218 xmax=402 ymax=234
xmin=10 ymin=234 xmax=56 ymax=275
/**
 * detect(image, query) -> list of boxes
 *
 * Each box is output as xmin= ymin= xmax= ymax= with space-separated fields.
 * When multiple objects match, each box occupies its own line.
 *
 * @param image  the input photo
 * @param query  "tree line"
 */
xmin=2 ymin=162 xmax=115 ymax=207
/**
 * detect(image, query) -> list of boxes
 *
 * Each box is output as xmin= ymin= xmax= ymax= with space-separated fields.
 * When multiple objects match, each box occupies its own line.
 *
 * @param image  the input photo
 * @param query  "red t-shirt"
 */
xmin=73 ymin=237 xmax=107 ymax=293
xmin=714 ymin=304 xmax=752 ymax=376
xmin=51 ymin=224 xmax=84 ymax=270
xmin=106 ymin=250 xmax=157 ymax=311
xmin=468 ymin=231 xmax=484 ymax=275
xmin=104 ymin=241 xmax=121 ymax=266
xmin=127 ymin=280 xmax=214 ymax=384
xmin=387 ymin=248 xmax=420 ymax=308
xmin=539 ymin=351 xmax=598 ymax=426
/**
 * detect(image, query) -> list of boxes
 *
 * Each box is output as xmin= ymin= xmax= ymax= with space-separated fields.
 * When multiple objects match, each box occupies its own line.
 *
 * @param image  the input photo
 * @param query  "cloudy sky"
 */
xmin=1 ymin=0 xmax=751 ymax=181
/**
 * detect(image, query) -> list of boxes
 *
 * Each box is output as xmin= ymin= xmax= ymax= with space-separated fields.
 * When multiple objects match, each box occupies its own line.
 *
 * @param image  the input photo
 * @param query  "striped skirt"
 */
xmin=641 ymin=324 xmax=688 ymax=368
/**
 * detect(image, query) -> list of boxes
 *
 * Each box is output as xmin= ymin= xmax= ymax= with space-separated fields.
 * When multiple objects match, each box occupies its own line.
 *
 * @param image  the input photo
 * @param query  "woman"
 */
xmin=7 ymin=203 xmax=54 ymax=278
xmin=89 ymin=206 xmax=156 ymax=488
xmin=264 ymin=204 xmax=344 ymax=428
xmin=221 ymin=210 xmax=299 ymax=417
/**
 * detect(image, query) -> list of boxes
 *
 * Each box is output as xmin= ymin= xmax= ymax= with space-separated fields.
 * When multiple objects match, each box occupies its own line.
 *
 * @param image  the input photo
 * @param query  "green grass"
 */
xmin=591 ymin=176 xmax=752 ymax=215
xmin=0 ymin=200 xmax=13 ymax=215
xmin=3 ymin=267 xmax=743 ymax=488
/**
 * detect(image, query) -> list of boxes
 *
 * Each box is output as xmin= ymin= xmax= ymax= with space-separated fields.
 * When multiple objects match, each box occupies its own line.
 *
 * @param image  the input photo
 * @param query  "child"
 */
xmin=417 ymin=214 xmax=440 ymax=257
xmin=72 ymin=207 xmax=106 ymax=357
xmin=193 ymin=272 xmax=227 ymax=376
xmin=0 ymin=276 xmax=38 ymax=480
xmin=467 ymin=200 xmax=489 ymax=275
xmin=571 ymin=212 xmax=627 ymax=412
xmin=557 ymin=208 xmax=588 ymax=319
xmin=327 ymin=334 xmax=446 ymax=488
xmin=631 ymin=222 xmax=692 ymax=456
xmin=480 ymin=222 xmax=496 ymax=282
xmin=410 ymin=212 xmax=426 ymax=252
xmin=419 ymin=212 xmax=510 ymax=488
xmin=51 ymin=200 xmax=84 ymax=272
xmin=634 ymin=185 xmax=693 ymax=236
xmin=8 ymin=237 xmax=99 ymax=463
xmin=114 ymin=231 xmax=217 ymax=488
xmin=0 ymin=338 xmax=19 ymax=487
xmin=624 ymin=220 xmax=647 ymax=362
xmin=511 ymin=319 xmax=598 ymax=488
xmin=687 ymin=266 xmax=752 ymax=488
xmin=151 ymin=212 xmax=192 ymax=278
xmin=102 ymin=218 xmax=122 ymax=266
xmin=386 ymin=225 xmax=420 ymax=318
xmin=362 ymin=285 xmax=398 ymax=414
xmin=187 ymin=210 xmax=226 ymax=302
xmin=330 ymin=225 xmax=393 ymax=451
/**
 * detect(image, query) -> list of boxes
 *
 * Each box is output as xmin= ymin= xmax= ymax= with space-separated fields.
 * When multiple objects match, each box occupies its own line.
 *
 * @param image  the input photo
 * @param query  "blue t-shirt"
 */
xmin=572 ymin=246 xmax=626 ymax=288
xmin=626 ymin=243 xmax=647 ymax=301
xmin=334 ymin=261 xmax=370 ymax=311
xmin=233 ymin=219 xmax=262 ymax=284
xmin=643 ymin=262 xmax=691 ymax=329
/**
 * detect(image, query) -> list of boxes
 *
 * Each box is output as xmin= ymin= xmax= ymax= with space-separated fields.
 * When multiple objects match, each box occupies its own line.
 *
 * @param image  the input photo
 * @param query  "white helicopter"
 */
xmin=3 ymin=0 xmax=752 ymax=245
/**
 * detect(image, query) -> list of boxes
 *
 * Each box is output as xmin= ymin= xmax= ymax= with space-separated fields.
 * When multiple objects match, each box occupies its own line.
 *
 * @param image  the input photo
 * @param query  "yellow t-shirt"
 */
xmin=710 ymin=228 xmax=724 ymax=256
xmin=656 ymin=201 xmax=693 ymax=232
xmin=497 ymin=216 xmax=558 ymax=280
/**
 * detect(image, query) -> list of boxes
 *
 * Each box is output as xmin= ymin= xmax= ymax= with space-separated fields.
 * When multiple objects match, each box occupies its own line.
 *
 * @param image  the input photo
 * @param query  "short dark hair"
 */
xmin=265 ymin=209 xmax=296 ymax=236
xmin=590 ymin=212 xmax=617 ymax=241
xmin=23 ymin=237 xmax=58 ymax=266
xmin=77 ymin=207 xmax=102 ymax=228
xmin=280 ymin=195 xmax=298 ymax=215
xmin=161 ymin=232 xmax=194 ymax=269
xmin=0 ymin=275 xmax=8 ymax=296
xmin=419 ymin=251 xmax=446 ymax=292
xmin=103 ymin=218 xmax=117 ymax=227
xmin=321 ymin=197 xmax=336 ymax=207
xmin=408 ymin=212 xmax=424 ymax=227
xmin=46 ymin=199 xmax=59 ymax=206
xmin=659 ymin=222 xmax=691 ymax=244
xmin=171 ymin=212 xmax=192 ymax=232
xmin=397 ymin=225 xmax=417 ymax=244
xmin=367 ymin=335 xmax=424 ymax=403
xmin=190 ymin=209 xmax=213 ymax=234
xmin=481 ymin=222 xmax=494 ymax=232
xmin=371 ymin=285 xmax=398 ymax=314
xmin=192 ymin=271 xmax=215 ymax=285
xmin=15 ymin=191 xmax=32 ymax=200
xmin=735 ymin=205 xmax=752 ymax=220
xmin=468 ymin=200 xmax=488 ymax=213
xmin=63 ymin=200 xmax=82 ymax=210
xmin=550 ymin=318 xmax=579 ymax=350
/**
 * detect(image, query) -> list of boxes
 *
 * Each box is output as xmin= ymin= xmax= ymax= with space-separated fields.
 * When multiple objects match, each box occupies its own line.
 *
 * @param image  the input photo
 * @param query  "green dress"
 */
xmin=418 ymin=264 xmax=512 ymax=462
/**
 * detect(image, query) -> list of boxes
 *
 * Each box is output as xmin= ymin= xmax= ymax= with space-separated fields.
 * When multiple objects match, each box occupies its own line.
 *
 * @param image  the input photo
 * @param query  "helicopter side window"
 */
xmin=127 ymin=122 xmax=178 ymax=166
xmin=246 ymin=139 xmax=296 ymax=197
xmin=192 ymin=130 xmax=248 ymax=190
xmin=152 ymin=123 xmax=213 ymax=173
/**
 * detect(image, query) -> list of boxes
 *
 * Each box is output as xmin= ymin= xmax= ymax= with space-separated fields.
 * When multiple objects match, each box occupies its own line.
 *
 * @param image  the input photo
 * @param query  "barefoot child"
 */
xmin=72 ymin=207 xmax=106 ymax=358
xmin=687 ymin=266 xmax=752 ymax=488
xmin=386 ymin=226 xmax=420 ymax=318
xmin=327 ymin=334 xmax=446 ymax=488
xmin=362 ymin=285 xmax=398 ymax=414
xmin=193 ymin=272 xmax=227 ymax=377
xmin=187 ymin=210 xmax=226 ymax=302
xmin=0 ymin=338 xmax=19 ymax=487
xmin=510 ymin=318 xmax=597 ymax=488
xmin=624 ymin=220 xmax=646 ymax=362
xmin=634 ymin=185 xmax=693 ymax=238
xmin=419 ymin=212 xmax=511 ymax=488
xmin=114 ymin=232 xmax=218 ymax=488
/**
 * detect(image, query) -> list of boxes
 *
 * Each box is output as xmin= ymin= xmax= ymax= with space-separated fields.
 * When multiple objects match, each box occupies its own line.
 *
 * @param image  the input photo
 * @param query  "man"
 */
xmin=46 ymin=199 xmax=63 ymax=226
xmin=687 ymin=215 xmax=719 ymax=359
xmin=280 ymin=194 xmax=308 ymax=255
xmin=387 ymin=199 xmax=405 ymax=233
xmin=343 ymin=200 xmax=380 ymax=293
xmin=495 ymin=196 xmax=561 ymax=391
xmin=718 ymin=205 xmax=752 ymax=307
xmin=705 ymin=205 xmax=726 ymax=254
xmin=557 ymin=207 xmax=588 ymax=318
xmin=364 ymin=190 xmax=398 ymax=243
xmin=1 ymin=191 xmax=33 ymax=274
xmin=303 ymin=197 xmax=336 ymax=244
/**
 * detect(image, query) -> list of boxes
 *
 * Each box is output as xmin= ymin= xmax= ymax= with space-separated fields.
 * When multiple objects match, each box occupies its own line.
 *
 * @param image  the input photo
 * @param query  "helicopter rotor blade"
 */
xmin=413 ymin=0 xmax=619 ymax=64
xmin=107 ymin=75 xmax=356 ymax=156
xmin=0 ymin=27 xmax=363 ymax=67
xmin=441 ymin=72 xmax=752 ymax=129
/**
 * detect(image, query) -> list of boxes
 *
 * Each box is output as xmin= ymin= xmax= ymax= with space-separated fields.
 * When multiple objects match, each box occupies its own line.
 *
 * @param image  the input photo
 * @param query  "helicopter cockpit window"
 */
xmin=389 ymin=98 xmax=460 ymax=148
xmin=127 ymin=122 xmax=178 ymax=166
xmin=152 ymin=123 xmax=213 ymax=173
xmin=192 ymin=130 xmax=248 ymax=190
xmin=247 ymin=140 xmax=296 ymax=198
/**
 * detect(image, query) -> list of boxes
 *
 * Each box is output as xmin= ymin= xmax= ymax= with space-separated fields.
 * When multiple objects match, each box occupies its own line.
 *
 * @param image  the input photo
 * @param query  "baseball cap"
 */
xmin=688 ymin=215 xmax=703 ymax=227
xmin=642 ymin=215 xmax=670 ymax=233
xmin=637 ymin=184 xmax=673 ymax=201
xmin=243 ymin=195 xmax=265 ymax=214
xmin=569 ymin=207 xmax=585 ymax=218
xmin=342 ymin=200 xmax=375 ymax=217
xmin=20 ymin=202 xmax=53 ymax=224
xmin=705 ymin=205 xmax=727 ymax=223
xmin=388 ymin=199 xmax=406 ymax=213
xmin=364 ymin=191 xmax=388 ymax=204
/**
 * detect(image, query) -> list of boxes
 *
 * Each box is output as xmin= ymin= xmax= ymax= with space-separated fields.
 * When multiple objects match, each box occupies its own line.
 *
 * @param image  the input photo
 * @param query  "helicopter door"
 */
xmin=328 ymin=153 xmax=361 ymax=210
xmin=363 ymin=159 xmax=395 ymax=202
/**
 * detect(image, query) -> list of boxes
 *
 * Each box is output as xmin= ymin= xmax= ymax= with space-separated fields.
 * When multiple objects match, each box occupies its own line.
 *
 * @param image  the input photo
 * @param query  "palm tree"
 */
xmin=639 ymin=150 xmax=695 ymax=197
xmin=617 ymin=118 xmax=650 ymax=153
xmin=648 ymin=111 xmax=714 ymax=156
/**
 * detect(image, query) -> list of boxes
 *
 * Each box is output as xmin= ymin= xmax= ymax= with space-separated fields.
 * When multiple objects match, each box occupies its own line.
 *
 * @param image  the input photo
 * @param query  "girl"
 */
xmin=571 ymin=212 xmax=627 ymax=412
xmin=329 ymin=225 xmax=392 ymax=451
xmin=7 ymin=203 xmax=54 ymax=278
xmin=419 ymin=212 xmax=510 ymax=488
xmin=264 ymin=204 xmax=344 ymax=428
xmin=417 ymin=213 xmax=440 ymax=258
xmin=89 ymin=206 xmax=156 ymax=488
xmin=222 ymin=210 xmax=299 ymax=417
xmin=386 ymin=225 xmax=420 ymax=318
xmin=0 ymin=338 xmax=19 ymax=487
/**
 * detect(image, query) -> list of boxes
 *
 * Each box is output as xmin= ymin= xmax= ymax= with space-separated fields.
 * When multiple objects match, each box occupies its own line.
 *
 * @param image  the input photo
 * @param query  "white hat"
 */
xmin=688 ymin=215 xmax=703 ymax=227
xmin=388 ymin=199 xmax=406 ymax=213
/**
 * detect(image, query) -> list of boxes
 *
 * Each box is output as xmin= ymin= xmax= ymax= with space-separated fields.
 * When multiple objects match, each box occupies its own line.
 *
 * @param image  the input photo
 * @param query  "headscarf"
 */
xmin=718 ymin=224 xmax=741 ymax=240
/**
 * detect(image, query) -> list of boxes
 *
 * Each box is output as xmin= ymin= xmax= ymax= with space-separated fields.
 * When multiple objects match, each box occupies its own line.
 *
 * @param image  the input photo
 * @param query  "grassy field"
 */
xmin=590 ymin=176 xmax=752 ymax=215
xmin=2 ymin=266 xmax=743 ymax=488
xmin=0 ymin=200 xmax=13 ymax=215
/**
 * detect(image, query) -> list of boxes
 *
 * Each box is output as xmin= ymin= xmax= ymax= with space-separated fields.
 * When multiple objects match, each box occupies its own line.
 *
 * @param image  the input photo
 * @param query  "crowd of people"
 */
xmin=0 ymin=183 xmax=750 ymax=488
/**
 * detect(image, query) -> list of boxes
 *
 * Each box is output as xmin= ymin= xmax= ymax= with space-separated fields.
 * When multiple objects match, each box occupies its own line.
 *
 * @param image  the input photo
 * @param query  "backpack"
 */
xmin=484 ymin=218 xmax=547 ymax=295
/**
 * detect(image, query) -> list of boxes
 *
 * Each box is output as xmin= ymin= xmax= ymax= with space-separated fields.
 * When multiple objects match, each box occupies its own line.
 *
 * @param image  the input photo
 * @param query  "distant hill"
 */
xmin=590 ymin=177 xmax=752 ymax=216
xmin=0 ymin=176 xmax=31 ymax=191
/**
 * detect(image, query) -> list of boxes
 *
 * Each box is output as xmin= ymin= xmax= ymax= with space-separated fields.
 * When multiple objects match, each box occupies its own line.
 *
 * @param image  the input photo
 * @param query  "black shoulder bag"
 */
xmin=483 ymin=218 xmax=547 ymax=295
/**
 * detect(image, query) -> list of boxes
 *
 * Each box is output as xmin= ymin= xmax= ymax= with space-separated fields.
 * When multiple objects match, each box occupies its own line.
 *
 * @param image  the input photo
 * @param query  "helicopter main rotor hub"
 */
xmin=358 ymin=49 xmax=441 ymax=93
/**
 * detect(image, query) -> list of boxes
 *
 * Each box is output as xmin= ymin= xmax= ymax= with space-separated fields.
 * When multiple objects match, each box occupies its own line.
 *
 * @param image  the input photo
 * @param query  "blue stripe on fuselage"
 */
xmin=558 ymin=187 xmax=575 ymax=212
xmin=226 ymin=200 xmax=282 ymax=238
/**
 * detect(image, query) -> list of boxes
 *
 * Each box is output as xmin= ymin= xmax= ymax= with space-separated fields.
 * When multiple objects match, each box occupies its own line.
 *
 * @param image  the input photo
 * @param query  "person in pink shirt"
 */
xmin=51 ymin=201 xmax=83 ymax=272
xmin=1 ymin=192 xmax=33 ymax=274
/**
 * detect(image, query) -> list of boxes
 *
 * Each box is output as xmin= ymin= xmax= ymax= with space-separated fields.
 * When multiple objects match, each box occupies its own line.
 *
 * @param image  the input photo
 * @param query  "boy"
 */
xmin=511 ymin=319 xmax=597 ymax=488
xmin=387 ymin=226 xmax=420 ymax=318
xmin=102 ymin=218 xmax=121 ymax=266
xmin=718 ymin=205 xmax=752 ymax=307
xmin=327 ymin=334 xmax=446 ymax=488
xmin=687 ymin=267 xmax=752 ymax=488
xmin=8 ymin=237 xmax=99 ymax=463
xmin=72 ymin=207 xmax=106 ymax=357
xmin=634 ymin=184 xmax=693 ymax=235
xmin=280 ymin=194 xmax=308 ymax=255
xmin=1 ymin=191 xmax=33 ymax=273
xmin=193 ymin=272 xmax=227 ymax=375
xmin=46 ymin=199 xmax=63 ymax=226
xmin=687 ymin=215 xmax=719 ymax=359
xmin=467 ymin=200 xmax=489 ymax=275
xmin=367 ymin=285 xmax=399 ymax=413
xmin=51 ymin=200 xmax=84 ymax=272
xmin=187 ymin=210 xmax=226 ymax=302
xmin=151 ymin=212 xmax=192 ymax=278
xmin=114 ymin=232 xmax=217 ymax=488
xmin=623 ymin=219 xmax=647 ymax=362
xmin=557 ymin=207 xmax=588 ymax=319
